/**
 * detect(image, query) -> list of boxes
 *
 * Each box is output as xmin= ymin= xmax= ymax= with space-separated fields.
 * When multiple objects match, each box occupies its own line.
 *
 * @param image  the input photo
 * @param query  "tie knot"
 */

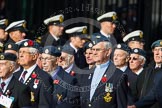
xmin=1 ymin=82 xmax=6 ymax=90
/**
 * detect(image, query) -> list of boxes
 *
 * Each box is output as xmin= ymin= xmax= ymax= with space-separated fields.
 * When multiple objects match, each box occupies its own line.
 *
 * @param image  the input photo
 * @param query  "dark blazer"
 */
xmin=136 ymin=62 xmax=162 ymax=108
xmin=135 ymin=71 xmax=162 ymax=108
xmin=53 ymin=67 xmax=78 ymax=108
xmin=80 ymin=61 xmax=128 ymax=108
xmin=125 ymin=67 xmax=138 ymax=104
xmin=40 ymin=32 xmax=66 ymax=47
xmin=14 ymin=65 xmax=54 ymax=108
xmin=0 ymin=76 xmax=31 ymax=108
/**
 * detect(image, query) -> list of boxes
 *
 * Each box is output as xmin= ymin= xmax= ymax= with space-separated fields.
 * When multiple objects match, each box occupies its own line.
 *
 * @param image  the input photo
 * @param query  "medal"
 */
xmin=30 ymin=92 xmax=35 ymax=102
xmin=105 ymin=83 xmax=113 ymax=92
xmin=57 ymin=94 xmax=62 ymax=103
xmin=103 ymin=92 xmax=112 ymax=102
xmin=33 ymin=79 xmax=39 ymax=89
xmin=105 ymin=83 xmax=109 ymax=92
xmin=88 ymin=74 xmax=92 ymax=79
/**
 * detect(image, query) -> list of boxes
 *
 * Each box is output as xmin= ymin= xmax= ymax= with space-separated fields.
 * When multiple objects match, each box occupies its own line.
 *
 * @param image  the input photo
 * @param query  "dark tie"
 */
xmin=1 ymin=82 xmax=6 ymax=90
xmin=20 ymin=71 xmax=27 ymax=83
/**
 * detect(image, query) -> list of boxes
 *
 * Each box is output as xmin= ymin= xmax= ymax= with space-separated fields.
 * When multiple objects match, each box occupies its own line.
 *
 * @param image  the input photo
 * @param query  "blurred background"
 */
xmin=0 ymin=0 xmax=162 ymax=50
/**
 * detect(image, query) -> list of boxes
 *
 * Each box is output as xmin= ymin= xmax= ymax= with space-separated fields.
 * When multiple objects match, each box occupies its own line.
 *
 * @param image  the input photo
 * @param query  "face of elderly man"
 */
xmin=18 ymin=47 xmax=39 ymax=69
xmin=58 ymin=52 xmax=74 ymax=69
xmin=41 ymin=53 xmax=58 ymax=73
xmin=113 ymin=49 xmax=129 ymax=68
xmin=129 ymin=53 xmax=145 ymax=73
xmin=0 ymin=60 xmax=14 ymax=80
xmin=153 ymin=47 xmax=162 ymax=64
xmin=0 ymin=29 xmax=8 ymax=41
xmin=84 ymin=48 xmax=95 ymax=65
xmin=92 ymin=42 xmax=112 ymax=65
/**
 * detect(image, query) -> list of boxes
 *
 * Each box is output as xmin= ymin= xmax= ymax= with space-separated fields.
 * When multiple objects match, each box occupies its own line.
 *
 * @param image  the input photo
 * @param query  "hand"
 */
xmin=127 ymin=105 xmax=136 ymax=108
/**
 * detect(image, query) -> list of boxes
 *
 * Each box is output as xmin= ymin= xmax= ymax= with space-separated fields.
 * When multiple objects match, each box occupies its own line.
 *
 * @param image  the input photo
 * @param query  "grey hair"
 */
xmin=9 ymin=61 xmax=16 ymax=70
xmin=29 ymin=48 xmax=39 ymax=54
xmin=104 ymin=41 xmax=112 ymax=50
xmin=139 ymin=55 xmax=146 ymax=65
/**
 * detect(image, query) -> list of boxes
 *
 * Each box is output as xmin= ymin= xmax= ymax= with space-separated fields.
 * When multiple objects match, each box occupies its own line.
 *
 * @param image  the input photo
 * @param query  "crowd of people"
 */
xmin=0 ymin=11 xmax=161 ymax=108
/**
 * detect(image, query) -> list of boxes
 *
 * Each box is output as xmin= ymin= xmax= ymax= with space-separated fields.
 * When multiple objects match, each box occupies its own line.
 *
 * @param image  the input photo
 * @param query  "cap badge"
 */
xmin=8 ymin=44 xmax=12 ymax=49
xmin=112 ymin=14 xmax=117 ymax=21
xmin=117 ymin=44 xmax=121 ymax=48
xmin=134 ymin=49 xmax=138 ymax=53
xmin=24 ymin=42 xmax=28 ymax=46
xmin=45 ymin=49 xmax=49 ymax=54
xmin=139 ymin=32 xmax=143 ymax=38
xmin=59 ymin=16 xmax=64 ymax=23
xmin=0 ymin=55 xmax=4 ymax=60
xmin=5 ymin=19 xmax=8 ymax=26
xmin=160 ymin=41 xmax=162 ymax=46
xmin=22 ymin=22 xmax=26 ymax=28
xmin=82 ymin=28 xmax=87 ymax=34
xmin=88 ymin=43 xmax=93 ymax=48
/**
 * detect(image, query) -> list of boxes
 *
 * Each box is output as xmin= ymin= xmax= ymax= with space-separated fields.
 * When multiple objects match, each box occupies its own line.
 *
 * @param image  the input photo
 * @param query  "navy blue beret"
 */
xmin=42 ymin=46 xmax=61 ymax=57
xmin=0 ymin=53 xmax=17 ymax=61
xmin=130 ymin=48 xmax=146 ymax=57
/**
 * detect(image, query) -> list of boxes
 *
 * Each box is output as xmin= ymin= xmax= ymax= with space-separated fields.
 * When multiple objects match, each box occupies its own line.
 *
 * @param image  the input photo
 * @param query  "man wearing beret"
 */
xmin=92 ymin=11 xmax=118 ymax=45
xmin=0 ymin=53 xmax=31 ymax=108
xmin=40 ymin=14 xmax=66 ymax=48
xmin=113 ymin=44 xmax=137 ymax=105
xmin=13 ymin=39 xmax=54 ymax=108
xmin=3 ymin=42 xmax=23 ymax=73
xmin=132 ymin=40 xmax=162 ymax=108
xmin=5 ymin=20 xmax=27 ymax=44
xmin=80 ymin=36 xmax=128 ymax=108
xmin=41 ymin=46 xmax=79 ymax=108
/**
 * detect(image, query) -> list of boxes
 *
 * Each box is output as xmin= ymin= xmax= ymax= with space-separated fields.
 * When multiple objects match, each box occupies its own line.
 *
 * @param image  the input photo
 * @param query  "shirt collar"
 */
xmin=100 ymin=30 xmax=110 ymax=38
xmin=65 ymin=64 xmax=74 ymax=73
xmin=119 ymin=66 xmax=128 ymax=72
xmin=135 ymin=68 xmax=143 ymax=75
xmin=96 ymin=60 xmax=110 ymax=69
xmin=70 ymin=42 xmax=78 ymax=52
xmin=0 ymin=74 xmax=13 ymax=92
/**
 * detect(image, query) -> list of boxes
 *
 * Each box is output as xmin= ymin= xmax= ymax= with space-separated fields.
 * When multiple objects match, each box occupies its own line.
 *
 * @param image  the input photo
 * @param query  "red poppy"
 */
xmin=101 ymin=77 xmax=107 ymax=83
xmin=28 ymin=40 xmax=34 ymax=46
xmin=31 ymin=72 xmax=37 ymax=79
xmin=70 ymin=71 xmax=75 ymax=76
xmin=54 ymin=80 xmax=60 ymax=84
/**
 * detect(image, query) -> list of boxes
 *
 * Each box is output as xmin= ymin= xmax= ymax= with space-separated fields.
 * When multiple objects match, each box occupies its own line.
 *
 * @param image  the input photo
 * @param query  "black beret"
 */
xmin=130 ymin=48 xmax=146 ymax=57
xmin=19 ymin=39 xmax=39 ymax=50
xmin=0 ymin=53 xmax=17 ymax=61
xmin=115 ymin=43 xmax=131 ymax=53
xmin=4 ymin=43 xmax=19 ymax=52
xmin=42 ymin=46 xmax=61 ymax=57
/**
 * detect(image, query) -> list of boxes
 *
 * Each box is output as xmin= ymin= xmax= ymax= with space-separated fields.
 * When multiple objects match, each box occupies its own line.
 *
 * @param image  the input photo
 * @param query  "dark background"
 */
xmin=0 ymin=0 xmax=162 ymax=50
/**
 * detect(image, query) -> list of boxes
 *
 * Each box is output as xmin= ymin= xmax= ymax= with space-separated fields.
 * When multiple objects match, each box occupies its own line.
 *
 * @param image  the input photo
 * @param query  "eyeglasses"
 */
xmin=129 ymin=57 xmax=139 ymax=61
xmin=91 ymin=48 xmax=105 ymax=52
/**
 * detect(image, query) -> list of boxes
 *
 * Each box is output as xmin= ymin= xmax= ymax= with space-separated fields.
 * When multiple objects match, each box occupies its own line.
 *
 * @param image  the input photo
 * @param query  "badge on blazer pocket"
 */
xmin=103 ymin=92 xmax=112 ymax=102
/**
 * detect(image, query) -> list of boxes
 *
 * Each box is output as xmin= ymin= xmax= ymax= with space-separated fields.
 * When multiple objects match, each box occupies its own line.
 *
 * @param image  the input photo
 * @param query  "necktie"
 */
xmin=20 ymin=71 xmax=27 ymax=83
xmin=1 ymin=82 xmax=6 ymax=90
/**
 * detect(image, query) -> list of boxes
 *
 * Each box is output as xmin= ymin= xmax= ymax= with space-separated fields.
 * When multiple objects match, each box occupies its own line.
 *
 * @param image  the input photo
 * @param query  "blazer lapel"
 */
xmin=91 ymin=61 xmax=116 ymax=101
xmin=4 ymin=77 xmax=15 ymax=96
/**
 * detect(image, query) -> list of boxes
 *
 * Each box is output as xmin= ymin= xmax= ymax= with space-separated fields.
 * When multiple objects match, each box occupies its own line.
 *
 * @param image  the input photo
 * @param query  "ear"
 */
xmin=125 ymin=56 xmax=130 ymax=62
xmin=32 ymin=54 xmax=39 ymax=60
xmin=10 ymin=65 xmax=14 ymax=72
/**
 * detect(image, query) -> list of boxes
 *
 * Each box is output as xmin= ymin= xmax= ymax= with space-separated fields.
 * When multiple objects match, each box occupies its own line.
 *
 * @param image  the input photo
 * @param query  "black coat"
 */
xmin=40 ymin=32 xmax=66 ymax=47
xmin=80 ymin=61 xmax=128 ymax=108
xmin=0 ymin=76 xmax=31 ymax=108
xmin=14 ymin=65 xmax=54 ymax=108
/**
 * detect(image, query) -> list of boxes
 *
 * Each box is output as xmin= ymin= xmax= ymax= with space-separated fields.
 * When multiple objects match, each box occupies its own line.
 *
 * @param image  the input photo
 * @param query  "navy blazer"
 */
xmin=80 ymin=61 xmax=128 ymax=108
xmin=14 ymin=65 xmax=53 ymax=108
xmin=0 ymin=76 xmax=31 ymax=108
